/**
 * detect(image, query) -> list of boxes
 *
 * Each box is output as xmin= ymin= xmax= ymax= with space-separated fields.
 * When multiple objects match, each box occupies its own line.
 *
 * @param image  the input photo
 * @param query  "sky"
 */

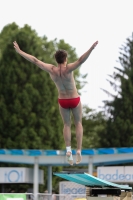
xmin=1 ymin=0 xmax=133 ymax=111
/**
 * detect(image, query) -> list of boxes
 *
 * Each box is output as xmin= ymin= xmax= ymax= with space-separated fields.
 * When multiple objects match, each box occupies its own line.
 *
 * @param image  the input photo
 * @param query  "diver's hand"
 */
xmin=91 ymin=41 xmax=98 ymax=49
xmin=13 ymin=41 xmax=21 ymax=53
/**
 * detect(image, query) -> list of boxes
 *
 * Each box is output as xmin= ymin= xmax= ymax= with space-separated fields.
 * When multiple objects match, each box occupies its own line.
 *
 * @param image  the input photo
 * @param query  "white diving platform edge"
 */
xmin=54 ymin=172 xmax=132 ymax=190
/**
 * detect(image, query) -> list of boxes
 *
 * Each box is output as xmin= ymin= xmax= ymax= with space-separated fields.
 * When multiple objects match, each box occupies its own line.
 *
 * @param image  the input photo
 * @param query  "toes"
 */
xmin=66 ymin=151 xmax=73 ymax=165
xmin=66 ymin=152 xmax=71 ymax=157
xmin=76 ymin=152 xmax=82 ymax=164
xmin=69 ymin=160 xmax=73 ymax=166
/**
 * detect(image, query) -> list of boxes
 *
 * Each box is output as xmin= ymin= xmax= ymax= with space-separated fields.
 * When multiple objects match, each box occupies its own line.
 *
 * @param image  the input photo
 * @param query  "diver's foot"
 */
xmin=66 ymin=151 xmax=73 ymax=165
xmin=76 ymin=150 xmax=82 ymax=164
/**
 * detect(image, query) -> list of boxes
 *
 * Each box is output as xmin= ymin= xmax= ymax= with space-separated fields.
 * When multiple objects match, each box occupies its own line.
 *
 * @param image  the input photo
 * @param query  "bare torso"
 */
xmin=49 ymin=65 xmax=79 ymax=99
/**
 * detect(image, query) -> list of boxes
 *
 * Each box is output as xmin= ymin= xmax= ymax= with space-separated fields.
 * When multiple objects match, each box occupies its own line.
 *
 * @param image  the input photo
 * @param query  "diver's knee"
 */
xmin=64 ymin=122 xmax=71 ymax=127
xmin=74 ymin=121 xmax=82 ymax=127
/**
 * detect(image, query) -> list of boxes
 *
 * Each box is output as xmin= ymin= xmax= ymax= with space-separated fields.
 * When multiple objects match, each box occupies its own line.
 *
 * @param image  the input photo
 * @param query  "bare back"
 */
xmin=49 ymin=65 xmax=79 ymax=99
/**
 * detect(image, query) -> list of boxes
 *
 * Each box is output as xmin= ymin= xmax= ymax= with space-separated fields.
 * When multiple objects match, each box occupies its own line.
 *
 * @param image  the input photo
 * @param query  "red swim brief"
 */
xmin=58 ymin=97 xmax=80 ymax=109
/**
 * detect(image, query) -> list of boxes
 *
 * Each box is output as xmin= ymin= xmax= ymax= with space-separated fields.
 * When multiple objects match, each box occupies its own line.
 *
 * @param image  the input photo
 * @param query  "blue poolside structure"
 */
xmin=0 ymin=147 xmax=133 ymax=200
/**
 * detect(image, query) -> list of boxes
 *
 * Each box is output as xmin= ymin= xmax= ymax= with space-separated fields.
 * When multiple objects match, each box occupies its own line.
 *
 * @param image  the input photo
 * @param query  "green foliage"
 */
xmin=82 ymin=106 xmax=106 ymax=148
xmin=100 ymin=34 xmax=133 ymax=147
xmin=0 ymin=23 xmax=83 ymax=150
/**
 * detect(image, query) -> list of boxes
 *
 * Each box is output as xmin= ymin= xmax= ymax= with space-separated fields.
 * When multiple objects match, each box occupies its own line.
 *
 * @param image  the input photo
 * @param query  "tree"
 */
xmin=0 ymin=23 xmax=83 ymax=150
xmin=0 ymin=23 xmax=90 ymax=191
xmin=100 ymin=33 xmax=133 ymax=147
xmin=82 ymin=106 xmax=106 ymax=148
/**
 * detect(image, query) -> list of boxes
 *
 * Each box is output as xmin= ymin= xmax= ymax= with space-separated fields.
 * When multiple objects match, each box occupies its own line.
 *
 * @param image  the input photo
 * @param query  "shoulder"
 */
xmin=66 ymin=60 xmax=81 ymax=72
xmin=35 ymin=58 xmax=56 ymax=73
xmin=49 ymin=65 xmax=59 ymax=75
xmin=65 ymin=65 xmax=74 ymax=74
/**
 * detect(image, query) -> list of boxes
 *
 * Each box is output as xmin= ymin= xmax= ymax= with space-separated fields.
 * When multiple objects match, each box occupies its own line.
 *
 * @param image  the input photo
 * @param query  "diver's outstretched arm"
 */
xmin=67 ymin=41 xmax=98 ymax=72
xmin=13 ymin=41 xmax=54 ymax=73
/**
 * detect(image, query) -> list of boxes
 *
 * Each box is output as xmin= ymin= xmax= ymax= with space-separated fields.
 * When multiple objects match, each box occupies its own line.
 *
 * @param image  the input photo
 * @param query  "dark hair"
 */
xmin=54 ymin=50 xmax=67 ymax=64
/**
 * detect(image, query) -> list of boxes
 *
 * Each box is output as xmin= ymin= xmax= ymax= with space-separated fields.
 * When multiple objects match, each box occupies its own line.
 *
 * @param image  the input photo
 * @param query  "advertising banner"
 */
xmin=97 ymin=166 xmax=133 ymax=182
xmin=59 ymin=181 xmax=86 ymax=200
xmin=0 ymin=194 xmax=26 ymax=200
xmin=0 ymin=167 xmax=44 ymax=183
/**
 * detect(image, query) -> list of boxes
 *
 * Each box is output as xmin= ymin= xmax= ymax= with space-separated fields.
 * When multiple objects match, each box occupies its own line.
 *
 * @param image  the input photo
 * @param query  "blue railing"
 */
xmin=0 ymin=147 xmax=133 ymax=156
